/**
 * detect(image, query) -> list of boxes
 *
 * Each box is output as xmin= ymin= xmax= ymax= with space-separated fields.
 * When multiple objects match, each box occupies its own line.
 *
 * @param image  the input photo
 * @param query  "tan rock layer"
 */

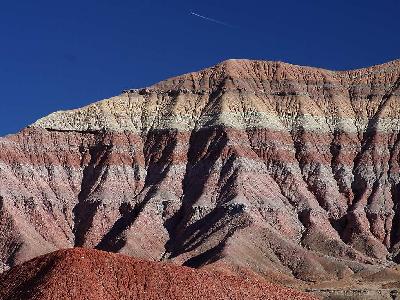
xmin=0 ymin=59 xmax=400 ymax=286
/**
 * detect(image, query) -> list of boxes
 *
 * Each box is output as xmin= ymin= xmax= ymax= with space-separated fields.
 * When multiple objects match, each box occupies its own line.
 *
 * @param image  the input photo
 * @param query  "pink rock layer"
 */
xmin=0 ymin=59 xmax=400 ymax=285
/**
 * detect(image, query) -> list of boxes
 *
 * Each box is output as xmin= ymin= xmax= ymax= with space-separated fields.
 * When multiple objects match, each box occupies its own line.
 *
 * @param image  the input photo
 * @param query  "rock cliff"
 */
xmin=1 ymin=59 xmax=400 ymax=290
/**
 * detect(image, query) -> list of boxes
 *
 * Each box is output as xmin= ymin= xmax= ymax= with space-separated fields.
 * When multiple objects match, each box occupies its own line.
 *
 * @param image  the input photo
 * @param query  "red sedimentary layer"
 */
xmin=0 ymin=248 xmax=316 ymax=300
xmin=0 ymin=59 xmax=400 ymax=288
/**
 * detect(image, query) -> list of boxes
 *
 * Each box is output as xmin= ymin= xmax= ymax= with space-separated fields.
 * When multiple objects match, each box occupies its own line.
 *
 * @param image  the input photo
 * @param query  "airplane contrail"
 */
xmin=190 ymin=11 xmax=236 ymax=28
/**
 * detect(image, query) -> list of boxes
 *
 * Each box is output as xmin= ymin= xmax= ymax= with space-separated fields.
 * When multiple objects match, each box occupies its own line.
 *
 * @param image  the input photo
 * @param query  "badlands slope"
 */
xmin=1 ymin=59 xmax=400 ymax=297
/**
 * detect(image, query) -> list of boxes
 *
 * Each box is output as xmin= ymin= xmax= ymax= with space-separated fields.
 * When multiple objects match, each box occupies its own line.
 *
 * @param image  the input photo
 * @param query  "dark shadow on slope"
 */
xmin=4 ymin=255 xmax=58 ymax=300
xmin=182 ymin=232 xmax=230 ymax=268
xmin=389 ymin=130 xmax=400 ymax=252
xmin=95 ymin=185 xmax=158 ymax=252
xmin=390 ymin=183 xmax=400 ymax=253
xmin=329 ymin=215 xmax=348 ymax=242
xmin=346 ymin=76 xmax=400 ymax=245
xmin=353 ymin=76 xmax=400 ymax=211
xmin=162 ymin=126 xmax=229 ymax=258
xmin=73 ymin=140 xmax=112 ymax=247
xmin=349 ymin=77 xmax=400 ymax=210
xmin=350 ymin=130 xmax=375 ymax=211
xmin=180 ymin=194 xmax=252 ymax=268
xmin=95 ymin=129 xmax=178 ymax=252
xmin=329 ymin=130 xmax=353 ymax=203
xmin=176 ymin=166 xmax=240 ymax=254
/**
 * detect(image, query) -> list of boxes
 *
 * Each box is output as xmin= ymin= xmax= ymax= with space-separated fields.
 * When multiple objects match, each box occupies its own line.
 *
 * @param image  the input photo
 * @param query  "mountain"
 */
xmin=1 ymin=59 xmax=400 ymax=295
xmin=0 ymin=247 xmax=315 ymax=300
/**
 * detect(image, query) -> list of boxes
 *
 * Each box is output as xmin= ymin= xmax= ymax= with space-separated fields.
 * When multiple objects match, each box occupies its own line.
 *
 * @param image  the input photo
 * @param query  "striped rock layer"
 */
xmin=1 ymin=59 xmax=400 ymax=284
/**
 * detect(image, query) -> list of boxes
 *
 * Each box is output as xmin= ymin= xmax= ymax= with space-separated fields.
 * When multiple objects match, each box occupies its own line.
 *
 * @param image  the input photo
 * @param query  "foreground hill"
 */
xmin=0 ymin=248 xmax=315 ymax=300
xmin=0 ymin=59 xmax=400 ymax=291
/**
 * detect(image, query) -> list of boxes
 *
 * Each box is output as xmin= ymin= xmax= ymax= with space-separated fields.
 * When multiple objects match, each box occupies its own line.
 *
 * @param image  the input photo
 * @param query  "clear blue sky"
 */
xmin=1 ymin=0 xmax=399 ymax=135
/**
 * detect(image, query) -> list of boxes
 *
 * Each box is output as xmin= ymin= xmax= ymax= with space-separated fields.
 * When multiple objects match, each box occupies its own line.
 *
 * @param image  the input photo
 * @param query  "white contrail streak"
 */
xmin=190 ymin=11 xmax=235 ymax=28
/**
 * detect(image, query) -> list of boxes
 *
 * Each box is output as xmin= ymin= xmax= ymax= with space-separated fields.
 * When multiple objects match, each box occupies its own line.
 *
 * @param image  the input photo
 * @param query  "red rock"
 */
xmin=0 ymin=248 xmax=316 ymax=300
xmin=0 ymin=59 xmax=400 ymax=288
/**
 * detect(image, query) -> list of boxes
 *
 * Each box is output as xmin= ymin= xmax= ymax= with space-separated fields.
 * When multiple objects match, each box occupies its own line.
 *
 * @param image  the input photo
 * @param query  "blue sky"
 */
xmin=0 ymin=0 xmax=399 ymax=135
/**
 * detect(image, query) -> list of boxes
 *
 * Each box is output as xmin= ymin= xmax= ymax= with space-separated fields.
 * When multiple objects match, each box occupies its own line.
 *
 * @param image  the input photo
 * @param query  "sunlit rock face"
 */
xmin=1 ymin=59 xmax=400 ymax=284
xmin=0 ymin=248 xmax=317 ymax=300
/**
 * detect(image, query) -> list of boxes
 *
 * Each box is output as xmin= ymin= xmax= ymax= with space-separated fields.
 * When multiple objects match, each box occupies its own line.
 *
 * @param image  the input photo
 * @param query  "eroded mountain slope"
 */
xmin=1 ymin=59 xmax=400 ymax=285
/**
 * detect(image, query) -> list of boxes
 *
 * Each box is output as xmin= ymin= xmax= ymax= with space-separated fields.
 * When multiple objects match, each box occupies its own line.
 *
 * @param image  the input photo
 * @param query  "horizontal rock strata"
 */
xmin=0 ymin=59 xmax=400 ymax=284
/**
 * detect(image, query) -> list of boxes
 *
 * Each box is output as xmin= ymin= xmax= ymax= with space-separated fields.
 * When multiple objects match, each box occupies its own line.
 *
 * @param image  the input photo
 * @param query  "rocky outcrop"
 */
xmin=1 ymin=59 xmax=400 ymax=287
xmin=0 ymin=248 xmax=316 ymax=300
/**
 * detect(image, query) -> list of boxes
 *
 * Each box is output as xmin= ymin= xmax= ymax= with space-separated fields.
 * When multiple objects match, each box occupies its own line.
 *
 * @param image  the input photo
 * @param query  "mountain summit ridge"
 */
xmin=31 ymin=58 xmax=400 ymax=134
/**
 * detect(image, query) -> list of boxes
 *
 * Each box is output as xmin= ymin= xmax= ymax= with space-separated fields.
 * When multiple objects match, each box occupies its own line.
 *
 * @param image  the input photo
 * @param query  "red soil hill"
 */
xmin=0 ymin=247 xmax=316 ymax=300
